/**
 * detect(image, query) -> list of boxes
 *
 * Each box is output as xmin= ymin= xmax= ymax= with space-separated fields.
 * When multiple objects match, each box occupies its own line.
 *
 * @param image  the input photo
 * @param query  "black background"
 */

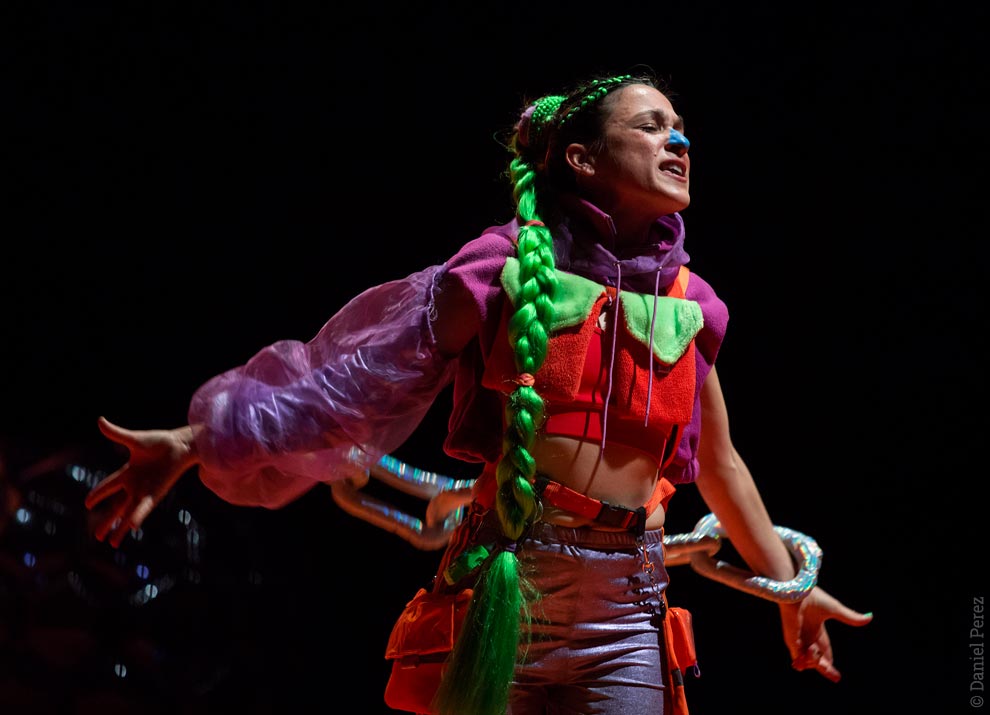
xmin=2 ymin=2 xmax=986 ymax=713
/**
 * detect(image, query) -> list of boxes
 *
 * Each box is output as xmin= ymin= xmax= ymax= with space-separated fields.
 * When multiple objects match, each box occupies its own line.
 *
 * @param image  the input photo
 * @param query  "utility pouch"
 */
xmin=662 ymin=601 xmax=700 ymax=715
xmin=383 ymin=587 xmax=473 ymax=713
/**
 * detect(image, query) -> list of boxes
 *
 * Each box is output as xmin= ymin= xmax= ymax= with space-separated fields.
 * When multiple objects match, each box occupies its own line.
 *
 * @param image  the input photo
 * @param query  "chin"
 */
xmin=660 ymin=194 xmax=690 ymax=214
xmin=652 ymin=184 xmax=689 ymax=210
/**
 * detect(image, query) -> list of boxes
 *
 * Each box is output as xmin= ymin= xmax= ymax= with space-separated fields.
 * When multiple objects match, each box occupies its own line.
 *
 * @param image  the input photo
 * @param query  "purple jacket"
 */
xmin=188 ymin=201 xmax=728 ymax=508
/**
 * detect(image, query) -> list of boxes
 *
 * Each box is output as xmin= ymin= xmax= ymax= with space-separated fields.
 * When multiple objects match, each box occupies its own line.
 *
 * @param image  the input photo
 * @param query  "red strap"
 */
xmin=669 ymin=265 xmax=690 ymax=299
xmin=539 ymin=480 xmax=602 ymax=519
xmin=475 ymin=464 xmax=675 ymax=521
xmin=540 ymin=475 xmax=674 ymax=519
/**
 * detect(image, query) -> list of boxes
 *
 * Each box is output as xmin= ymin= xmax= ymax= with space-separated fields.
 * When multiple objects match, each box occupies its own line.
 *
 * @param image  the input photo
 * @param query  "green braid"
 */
xmin=434 ymin=75 xmax=635 ymax=715
xmin=496 ymin=154 xmax=558 ymax=539
xmin=433 ymin=149 xmax=557 ymax=715
xmin=558 ymin=75 xmax=632 ymax=126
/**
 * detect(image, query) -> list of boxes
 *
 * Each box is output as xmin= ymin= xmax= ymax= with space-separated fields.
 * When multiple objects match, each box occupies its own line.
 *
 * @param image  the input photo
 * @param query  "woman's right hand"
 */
xmin=84 ymin=416 xmax=200 ymax=548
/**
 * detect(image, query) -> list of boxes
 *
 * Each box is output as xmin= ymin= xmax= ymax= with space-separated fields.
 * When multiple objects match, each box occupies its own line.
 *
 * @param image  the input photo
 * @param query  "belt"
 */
xmin=474 ymin=464 xmax=675 ymax=536
xmin=535 ymin=476 xmax=649 ymax=536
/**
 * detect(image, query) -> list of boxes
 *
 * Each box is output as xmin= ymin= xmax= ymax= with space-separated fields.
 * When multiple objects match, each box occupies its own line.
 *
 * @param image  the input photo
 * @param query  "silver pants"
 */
xmin=508 ymin=521 xmax=671 ymax=715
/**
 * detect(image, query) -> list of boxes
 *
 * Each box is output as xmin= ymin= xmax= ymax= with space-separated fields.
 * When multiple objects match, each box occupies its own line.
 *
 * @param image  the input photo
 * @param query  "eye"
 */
xmin=639 ymin=123 xmax=661 ymax=133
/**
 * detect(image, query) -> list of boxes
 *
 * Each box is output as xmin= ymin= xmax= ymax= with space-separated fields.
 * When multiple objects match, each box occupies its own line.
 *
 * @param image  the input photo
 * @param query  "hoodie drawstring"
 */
xmin=600 ymin=265 xmax=665 ymax=457
xmin=600 ymin=261 xmax=622 ymax=456
xmin=644 ymin=267 xmax=662 ymax=425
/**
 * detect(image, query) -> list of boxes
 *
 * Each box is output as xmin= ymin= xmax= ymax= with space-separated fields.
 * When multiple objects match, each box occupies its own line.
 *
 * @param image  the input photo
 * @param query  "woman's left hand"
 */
xmin=778 ymin=585 xmax=873 ymax=682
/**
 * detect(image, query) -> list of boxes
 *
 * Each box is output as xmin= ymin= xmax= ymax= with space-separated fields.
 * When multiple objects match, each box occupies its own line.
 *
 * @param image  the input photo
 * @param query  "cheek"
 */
xmin=615 ymin=138 xmax=658 ymax=168
xmin=635 ymin=137 xmax=664 ymax=162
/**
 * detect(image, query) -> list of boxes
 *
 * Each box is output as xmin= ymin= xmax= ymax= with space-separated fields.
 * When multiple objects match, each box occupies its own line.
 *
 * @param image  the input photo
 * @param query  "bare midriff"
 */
xmin=529 ymin=434 xmax=667 ymax=531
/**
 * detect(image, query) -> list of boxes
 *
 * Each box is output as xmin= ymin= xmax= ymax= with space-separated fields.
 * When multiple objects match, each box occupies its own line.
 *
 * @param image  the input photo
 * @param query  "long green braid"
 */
xmin=434 ymin=75 xmax=645 ymax=715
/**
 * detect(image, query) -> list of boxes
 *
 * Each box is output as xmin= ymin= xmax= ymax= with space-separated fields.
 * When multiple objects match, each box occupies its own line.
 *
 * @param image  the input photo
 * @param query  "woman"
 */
xmin=85 ymin=70 xmax=871 ymax=714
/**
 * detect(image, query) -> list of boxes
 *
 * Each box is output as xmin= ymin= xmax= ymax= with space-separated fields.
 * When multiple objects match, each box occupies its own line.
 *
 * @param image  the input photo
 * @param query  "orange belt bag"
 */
xmin=383 ymin=587 xmax=473 ymax=714
xmin=663 ymin=600 xmax=700 ymax=715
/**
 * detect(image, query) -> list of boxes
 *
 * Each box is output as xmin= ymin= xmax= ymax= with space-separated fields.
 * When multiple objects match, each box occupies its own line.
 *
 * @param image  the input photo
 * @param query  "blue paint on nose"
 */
xmin=668 ymin=128 xmax=690 ymax=150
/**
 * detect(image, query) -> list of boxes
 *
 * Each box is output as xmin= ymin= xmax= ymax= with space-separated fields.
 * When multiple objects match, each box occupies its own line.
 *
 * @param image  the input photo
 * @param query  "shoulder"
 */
xmin=684 ymin=270 xmax=728 ymax=320
xmin=445 ymin=220 xmax=518 ymax=272
xmin=434 ymin=220 xmax=519 ymax=342
xmin=682 ymin=268 xmax=717 ymax=300
xmin=442 ymin=220 xmax=518 ymax=307
xmin=683 ymin=268 xmax=729 ymax=360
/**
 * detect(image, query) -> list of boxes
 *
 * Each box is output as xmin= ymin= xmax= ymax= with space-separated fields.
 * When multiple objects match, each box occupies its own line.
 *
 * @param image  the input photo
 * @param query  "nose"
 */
xmin=667 ymin=128 xmax=690 ymax=155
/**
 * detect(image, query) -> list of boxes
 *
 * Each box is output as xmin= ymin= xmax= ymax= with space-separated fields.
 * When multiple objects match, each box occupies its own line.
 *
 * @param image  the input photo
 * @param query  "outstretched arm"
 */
xmin=85 ymin=263 xmax=465 ymax=546
xmin=693 ymin=367 xmax=872 ymax=682
xmin=84 ymin=416 xmax=201 ymax=548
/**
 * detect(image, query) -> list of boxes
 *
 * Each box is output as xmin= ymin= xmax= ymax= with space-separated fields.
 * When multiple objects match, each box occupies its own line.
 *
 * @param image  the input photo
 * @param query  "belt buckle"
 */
xmin=596 ymin=502 xmax=647 ymax=536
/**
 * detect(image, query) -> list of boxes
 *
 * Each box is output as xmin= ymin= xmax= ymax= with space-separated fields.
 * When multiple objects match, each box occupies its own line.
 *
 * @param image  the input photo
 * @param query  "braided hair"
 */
xmin=433 ymin=70 xmax=661 ymax=715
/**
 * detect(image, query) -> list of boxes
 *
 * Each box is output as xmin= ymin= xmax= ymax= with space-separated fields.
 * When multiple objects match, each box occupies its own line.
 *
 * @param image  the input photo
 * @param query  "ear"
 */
xmin=564 ymin=142 xmax=596 ymax=176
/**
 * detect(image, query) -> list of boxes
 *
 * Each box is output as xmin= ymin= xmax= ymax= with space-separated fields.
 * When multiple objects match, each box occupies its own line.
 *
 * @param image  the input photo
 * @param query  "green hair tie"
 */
xmin=532 ymin=95 xmax=564 ymax=127
xmin=519 ymin=94 xmax=565 ymax=148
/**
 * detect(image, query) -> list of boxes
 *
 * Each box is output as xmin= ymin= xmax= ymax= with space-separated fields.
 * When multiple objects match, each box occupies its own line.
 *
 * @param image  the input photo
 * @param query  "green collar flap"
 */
xmin=501 ymin=258 xmax=703 ymax=361
xmin=501 ymin=258 xmax=602 ymax=331
xmin=619 ymin=291 xmax=703 ymax=364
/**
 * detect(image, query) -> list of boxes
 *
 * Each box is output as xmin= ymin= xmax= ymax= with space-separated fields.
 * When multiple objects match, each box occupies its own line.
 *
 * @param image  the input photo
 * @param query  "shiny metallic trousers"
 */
xmin=440 ymin=510 xmax=671 ymax=715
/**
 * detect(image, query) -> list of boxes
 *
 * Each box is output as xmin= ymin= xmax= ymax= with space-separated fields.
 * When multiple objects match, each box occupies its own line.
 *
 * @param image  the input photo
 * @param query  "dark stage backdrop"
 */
xmin=3 ymin=3 xmax=985 ymax=714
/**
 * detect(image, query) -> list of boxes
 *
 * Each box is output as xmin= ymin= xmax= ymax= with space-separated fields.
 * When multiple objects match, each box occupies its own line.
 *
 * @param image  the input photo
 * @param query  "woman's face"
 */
xmin=571 ymin=84 xmax=691 ymax=222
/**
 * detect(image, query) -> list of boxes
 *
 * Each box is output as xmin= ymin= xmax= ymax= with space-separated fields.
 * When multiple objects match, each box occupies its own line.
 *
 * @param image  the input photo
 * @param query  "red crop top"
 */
xmin=540 ymin=304 xmax=678 ymax=466
xmin=481 ymin=267 xmax=696 ymax=470
xmin=542 ymin=263 xmax=695 ymax=470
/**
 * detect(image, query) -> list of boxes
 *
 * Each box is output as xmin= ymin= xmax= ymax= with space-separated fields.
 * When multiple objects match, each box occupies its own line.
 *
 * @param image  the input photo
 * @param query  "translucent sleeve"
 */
xmin=187 ymin=264 xmax=457 ymax=508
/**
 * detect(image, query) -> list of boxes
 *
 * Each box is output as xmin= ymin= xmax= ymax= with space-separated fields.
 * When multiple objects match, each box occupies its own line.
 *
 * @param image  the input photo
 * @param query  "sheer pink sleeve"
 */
xmin=187 ymin=264 xmax=456 ymax=508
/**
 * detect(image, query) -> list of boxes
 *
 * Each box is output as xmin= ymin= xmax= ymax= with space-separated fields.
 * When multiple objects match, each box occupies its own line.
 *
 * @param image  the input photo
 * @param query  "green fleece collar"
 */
xmin=501 ymin=257 xmax=703 ymax=364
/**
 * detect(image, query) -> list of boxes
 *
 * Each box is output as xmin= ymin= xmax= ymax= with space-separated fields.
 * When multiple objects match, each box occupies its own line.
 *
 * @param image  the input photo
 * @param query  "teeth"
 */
xmin=663 ymin=165 xmax=684 ymax=176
